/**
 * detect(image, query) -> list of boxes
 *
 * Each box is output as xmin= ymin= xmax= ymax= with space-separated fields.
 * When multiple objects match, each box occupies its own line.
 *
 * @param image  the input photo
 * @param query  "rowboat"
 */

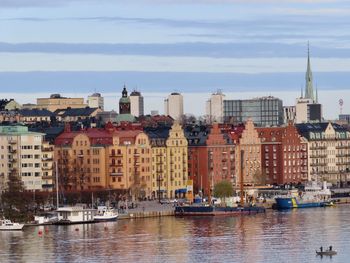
xmin=316 ymin=250 xmax=337 ymax=256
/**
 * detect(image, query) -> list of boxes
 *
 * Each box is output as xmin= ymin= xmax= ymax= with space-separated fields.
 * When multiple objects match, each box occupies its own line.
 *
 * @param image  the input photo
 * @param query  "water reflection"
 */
xmin=0 ymin=206 xmax=350 ymax=262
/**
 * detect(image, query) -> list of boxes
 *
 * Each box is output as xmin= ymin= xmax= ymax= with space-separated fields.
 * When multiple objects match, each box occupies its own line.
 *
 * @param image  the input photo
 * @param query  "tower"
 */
xmin=119 ymin=86 xmax=131 ymax=114
xmin=304 ymin=43 xmax=315 ymax=102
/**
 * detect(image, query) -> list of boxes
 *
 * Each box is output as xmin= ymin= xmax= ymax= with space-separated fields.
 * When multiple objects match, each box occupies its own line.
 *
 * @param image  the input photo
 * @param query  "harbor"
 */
xmin=1 ymin=205 xmax=350 ymax=263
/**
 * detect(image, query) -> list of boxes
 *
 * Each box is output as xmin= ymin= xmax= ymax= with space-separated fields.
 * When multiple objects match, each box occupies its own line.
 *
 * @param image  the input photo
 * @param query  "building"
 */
xmin=116 ymin=86 xmax=136 ymax=124
xmin=96 ymin=110 xmax=118 ymax=125
xmin=224 ymin=96 xmax=283 ymax=127
xmin=283 ymin=106 xmax=296 ymax=124
xmin=206 ymin=90 xmax=225 ymax=123
xmin=339 ymin=114 xmax=350 ymax=125
xmin=296 ymin=122 xmax=350 ymax=185
xmin=41 ymin=142 xmax=55 ymax=191
xmin=228 ymin=120 xmax=262 ymax=186
xmin=18 ymin=109 xmax=55 ymax=123
xmin=186 ymin=124 xmax=234 ymax=196
xmin=130 ymin=90 xmax=144 ymax=117
xmin=289 ymin=45 xmax=322 ymax=123
xmin=164 ymin=92 xmax=184 ymax=121
xmin=54 ymin=124 xmax=153 ymax=199
xmin=0 ymin=111 xmax=20 ymax=123
xmin=165 ymin=122 xmax=189 ymax=198
xmin=54 ymin=107 xmax=102 ymax=122
xmin=36 ymin=94 xmax=87 ymax=112
xmin=87 ymin=93 xmax=104 ymax=110
xmin=0 ymin=99 xmax=21 ymax=111
xmin=257 ymin=123 xmax=308 ymax=185
xmin=0 ymin=125 xmax=46 ymax=191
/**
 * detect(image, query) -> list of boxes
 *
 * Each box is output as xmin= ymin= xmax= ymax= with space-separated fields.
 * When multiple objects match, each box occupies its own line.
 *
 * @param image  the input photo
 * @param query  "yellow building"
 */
xmin=107 ymin=130 xmax=152 ymax=200
xmin=166 ymin=122 xmax=188 ymax=198
xmin=37 ymin=94 xmax=87 ymax=112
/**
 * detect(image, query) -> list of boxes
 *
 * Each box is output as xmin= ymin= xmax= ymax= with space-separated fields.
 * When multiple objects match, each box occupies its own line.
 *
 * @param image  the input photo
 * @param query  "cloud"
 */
xmin=1 ymin=42 xmax=350 ymax=58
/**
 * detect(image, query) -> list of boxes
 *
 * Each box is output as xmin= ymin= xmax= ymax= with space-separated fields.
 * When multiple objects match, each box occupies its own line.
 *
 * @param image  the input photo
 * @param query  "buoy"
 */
xmin=45 ymin=228 xmax=49 ymax=233
xmin=75 ymin=227 xmax=79 ymax=231
xmin=38 ymin=230 xmax=43 ymax=236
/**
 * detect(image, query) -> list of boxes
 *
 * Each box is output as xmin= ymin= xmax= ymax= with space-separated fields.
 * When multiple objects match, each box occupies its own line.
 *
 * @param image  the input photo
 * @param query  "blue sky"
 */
xmin=1 ymin=0 xmax=350 ymax=117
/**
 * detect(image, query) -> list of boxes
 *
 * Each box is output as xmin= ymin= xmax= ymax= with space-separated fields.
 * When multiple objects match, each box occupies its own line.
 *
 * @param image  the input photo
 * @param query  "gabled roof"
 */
xmin=184 ymin=125 xmax=210 ymax=146
xmin=296 ymin=122 xmax=348 ymax=139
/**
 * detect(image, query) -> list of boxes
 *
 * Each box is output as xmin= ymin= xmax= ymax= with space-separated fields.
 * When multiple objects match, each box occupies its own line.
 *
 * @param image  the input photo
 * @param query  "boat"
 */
xmin=55 ymin=207 xmax=96 ymax=225
xmin=275 ymin=181 xmax=331 ymax=209
xmin=34 ymin=212 xmax=58 ymax=225
xmin=0 ymin=219 xmax=24 ymax=231
xmin=175 ymin=204 xmax=265 ymax=216
xmin=316 ymin=250 xmax=337 ymax=256
xmin=94 ymin=206 xmax=118 ymax=222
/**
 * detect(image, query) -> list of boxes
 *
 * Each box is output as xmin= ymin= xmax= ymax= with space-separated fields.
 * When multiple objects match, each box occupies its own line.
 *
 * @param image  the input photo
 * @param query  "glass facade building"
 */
xmin=224 ymin=96 xmax=283 ymax=127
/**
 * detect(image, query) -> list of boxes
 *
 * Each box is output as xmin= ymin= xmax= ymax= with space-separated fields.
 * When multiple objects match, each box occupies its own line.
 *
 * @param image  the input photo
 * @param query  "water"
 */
xmin=1 ymin=206 xmax=350 ymax=263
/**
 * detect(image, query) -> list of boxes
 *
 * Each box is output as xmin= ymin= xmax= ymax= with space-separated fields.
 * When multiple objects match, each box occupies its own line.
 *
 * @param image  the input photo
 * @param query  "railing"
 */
xmin=110 ymin=163 xmax=123 ymax=167
xmin=110 ymin=172 xmax=123 ymax=176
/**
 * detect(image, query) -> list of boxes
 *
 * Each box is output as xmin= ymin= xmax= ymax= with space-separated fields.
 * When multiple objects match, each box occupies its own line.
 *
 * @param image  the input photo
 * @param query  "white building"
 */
xmin=130 ymin=91 xmax=144 ymax=117
xmin=0 ymin=126 xmax=47 ymax=191
xmin=87 ymin=93 xmax=104 ymax=110
xmin=205 ymin=90 xmax=225 ymax=123
xmin=164 ymin=92 xmax=184 ymax=120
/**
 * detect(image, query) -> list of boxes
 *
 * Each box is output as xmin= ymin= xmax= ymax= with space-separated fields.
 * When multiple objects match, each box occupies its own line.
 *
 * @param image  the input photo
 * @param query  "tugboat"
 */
xmin=275 ymin=181 xmax=331 ymax=209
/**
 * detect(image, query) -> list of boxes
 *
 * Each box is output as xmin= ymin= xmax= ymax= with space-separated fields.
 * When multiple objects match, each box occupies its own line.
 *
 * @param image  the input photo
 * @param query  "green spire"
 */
xmin=304 ymin=42 xmax=314 ymax=101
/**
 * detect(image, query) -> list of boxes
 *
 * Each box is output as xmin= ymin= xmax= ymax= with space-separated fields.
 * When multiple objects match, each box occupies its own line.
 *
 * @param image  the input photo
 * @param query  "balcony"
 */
xmin=42 ymin=147 xmax=53 ymax=152
xmin=110 ymin=163 xmax=123 ymax=167
xmin=42 ymin=157 xmax=53 ymax=161
xmin=336 ymin=145 xmax=349 ymax=149
xmin=42 ymin=184 xmax=54 ymax=189
xmin=110 ymin=153 xmax=123 ymax=157
xmin=110 ymin=172 xmax=123 ymax=177
xmin=9 ymin=140 xmax=17 ymax=144
xmin=310 ymin=163 xmax=326 ymax=167
xmin=310 ymin=146 xmax=326 ymax=150
xmin=9 ymin=149 xmax=16 ymax=154
xmin=310 ymin=154 xmax=327 ymax=158
xmin=42 ymin=166 xmax=53 ymax=170
xmin=336 ymin=153 xmax=350 ymax=157
xmin=9 ymin=158 xmax=17 ymax=163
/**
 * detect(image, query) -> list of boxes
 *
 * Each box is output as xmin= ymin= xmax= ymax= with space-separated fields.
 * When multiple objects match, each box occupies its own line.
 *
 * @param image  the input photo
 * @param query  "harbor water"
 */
xmin=1 ymin=205 xmax=350 ymax=263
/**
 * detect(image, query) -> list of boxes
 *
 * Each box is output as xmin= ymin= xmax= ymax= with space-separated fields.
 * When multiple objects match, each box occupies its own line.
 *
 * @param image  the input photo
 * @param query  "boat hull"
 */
xmin=0 ymin=225 xmax=24 ymax=231
xmin=94 ymin=215 xmax=118 ymax=222
xmin=275 ymin=197 xmax=325 ymax=209
xmin=175 ymin=205 xmax=265 ymax=216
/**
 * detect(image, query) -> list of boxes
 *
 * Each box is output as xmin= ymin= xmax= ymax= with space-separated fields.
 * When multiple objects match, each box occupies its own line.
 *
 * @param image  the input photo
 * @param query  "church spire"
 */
xmin=304 ymin=42 xmax=314 ymax=101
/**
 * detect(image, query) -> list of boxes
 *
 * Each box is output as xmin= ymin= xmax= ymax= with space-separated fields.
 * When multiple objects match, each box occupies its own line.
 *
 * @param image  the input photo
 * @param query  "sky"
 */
xmin=1 ymin=0 xmax=350 ymax=118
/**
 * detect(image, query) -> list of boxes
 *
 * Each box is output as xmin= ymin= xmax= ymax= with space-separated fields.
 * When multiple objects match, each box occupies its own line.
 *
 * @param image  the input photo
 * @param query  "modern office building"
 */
xmin=223 ymin=96 xmax=283 ymax=127
xmin=164 ymin=92 xmax=184 ymax=120
xmin=87 ymin=93 xmax=104 ymax=110
xmin=130 ymin=90 xmax=144 ymax=117
xmin=206 ymin=90 xmax=225 ymax=123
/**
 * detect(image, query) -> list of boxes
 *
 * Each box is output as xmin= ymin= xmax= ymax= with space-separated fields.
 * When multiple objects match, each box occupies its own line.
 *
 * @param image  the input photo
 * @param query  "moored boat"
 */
xmin=0 ymin=219 xmax=24 ymax=231
xmin=175 ymin=205 xmax=265 ymax=216
xmin=94 ymin=206 xmax=118 ymax=222
xmin=55 ymin=207 xmax=96 ymax=225
xmin=275 ymin=181 xmax=331 ymax=209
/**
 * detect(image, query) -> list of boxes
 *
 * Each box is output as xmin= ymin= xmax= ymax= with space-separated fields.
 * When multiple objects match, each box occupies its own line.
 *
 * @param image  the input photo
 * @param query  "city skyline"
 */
xmin=1 ymin=0 xmax=350 ymax=118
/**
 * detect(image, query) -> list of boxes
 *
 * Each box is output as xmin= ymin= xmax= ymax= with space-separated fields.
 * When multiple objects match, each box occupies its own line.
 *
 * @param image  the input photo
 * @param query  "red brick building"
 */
xmin=186 ymin=124 xmax=234 ymax=196
xmin=257 ymin=122 xmax=308 ymax=185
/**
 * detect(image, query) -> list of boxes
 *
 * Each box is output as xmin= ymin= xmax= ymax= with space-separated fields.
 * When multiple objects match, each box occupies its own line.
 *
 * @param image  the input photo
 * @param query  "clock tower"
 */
xmin=119 ymin=86 xmax=131 ymax=114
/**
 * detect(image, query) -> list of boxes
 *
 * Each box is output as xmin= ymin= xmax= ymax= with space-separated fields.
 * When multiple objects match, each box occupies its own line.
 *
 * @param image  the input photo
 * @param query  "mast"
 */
xmin=240 ymin=150 xmax=244 ymax=207
xmin=55 ymin=161 xmax=59 ymax=208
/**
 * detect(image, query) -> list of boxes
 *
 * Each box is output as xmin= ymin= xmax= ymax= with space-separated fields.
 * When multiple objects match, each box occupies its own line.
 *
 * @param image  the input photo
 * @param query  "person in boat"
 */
xmin=320 ymin=246 xmax=323 ymax=252
xmin=329 ymin=246 xmax=332 ymax=251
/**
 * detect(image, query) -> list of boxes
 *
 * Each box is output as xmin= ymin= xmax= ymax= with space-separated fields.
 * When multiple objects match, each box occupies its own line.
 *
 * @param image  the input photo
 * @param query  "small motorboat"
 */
xmin=94 ymin=206 xmax=118 ymax=222
xmin=0 ymin=219 xmax=24 ymax=231
xmin=316 ymin=250 xmax=337 ymax=256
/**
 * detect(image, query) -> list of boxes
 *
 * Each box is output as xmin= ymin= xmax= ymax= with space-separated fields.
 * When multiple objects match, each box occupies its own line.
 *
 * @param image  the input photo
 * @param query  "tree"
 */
xmin=214 ymin=180 xmax=233 ymax=201
xmin=253 ymin=169 xmax=266 ymax=186
xmin=1 ymin=174 xmax=33 ymax=222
